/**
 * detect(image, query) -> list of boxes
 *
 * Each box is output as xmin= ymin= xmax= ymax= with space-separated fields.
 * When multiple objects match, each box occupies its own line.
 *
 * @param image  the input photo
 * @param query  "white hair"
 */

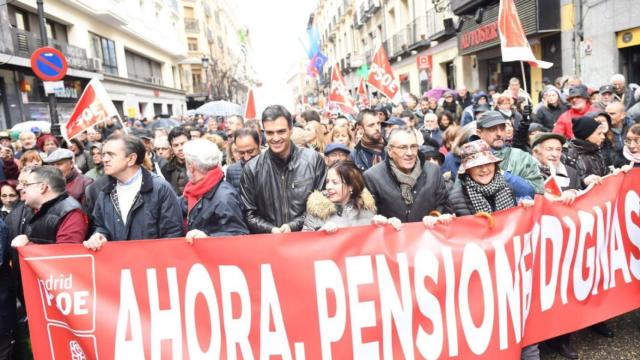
xmin=154 ymin=136 xmax=169 ymax=148
xmin=183 ymin=139 xmax=221 ymax=172
xmin=611 ymin=74 xmax=625 ymax=83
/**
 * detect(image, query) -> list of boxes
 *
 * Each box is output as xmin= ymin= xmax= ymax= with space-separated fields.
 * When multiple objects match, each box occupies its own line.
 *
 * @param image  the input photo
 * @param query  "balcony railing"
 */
xmin=9 ymin=28 xmax=91 ymax=71
xmin=184 ymin=18 xmax=200 ymax=33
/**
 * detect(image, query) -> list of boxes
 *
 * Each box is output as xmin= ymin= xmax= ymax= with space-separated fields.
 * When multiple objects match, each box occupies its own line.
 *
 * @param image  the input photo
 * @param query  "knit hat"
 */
xmin=571 ymin=116 xmax=600 ymax=140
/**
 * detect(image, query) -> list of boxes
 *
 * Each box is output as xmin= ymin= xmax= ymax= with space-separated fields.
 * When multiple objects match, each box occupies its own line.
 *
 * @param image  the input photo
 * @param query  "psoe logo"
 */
xmin=26 ymin=254 xmax=97 ymax=332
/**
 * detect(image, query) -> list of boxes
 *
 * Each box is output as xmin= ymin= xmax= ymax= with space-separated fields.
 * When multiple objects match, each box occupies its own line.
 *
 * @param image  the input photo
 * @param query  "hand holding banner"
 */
xmin=367 ymin=46 xmax=399 ymax=100
xmin=63 ymin=78 xmax=120 ymax=140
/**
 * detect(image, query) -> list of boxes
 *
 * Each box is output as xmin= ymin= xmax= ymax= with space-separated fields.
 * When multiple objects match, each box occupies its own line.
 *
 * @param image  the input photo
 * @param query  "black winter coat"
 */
xmin=533 ymin=103 xmax=568 ymax=130
xmin=161 ymin=157 xmax=189 ymax=195
xmin=364 ymin=158 xmax=451 ymax=222
xmin=0 ymin=218 xmax=14 ymax=335
xmin=562 ymin=139 xmax=609 ymax=189
xmin=240 ymin=144 xmax=327 ymax=233
xmin=92 ymin=168 xmax=184 ymax=241
xmin=182 ymin=180 xmax=249 ymax=237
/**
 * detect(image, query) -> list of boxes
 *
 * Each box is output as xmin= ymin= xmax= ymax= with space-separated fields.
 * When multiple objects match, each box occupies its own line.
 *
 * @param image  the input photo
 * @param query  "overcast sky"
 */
xmin=235 ymin=0 xmax=317 ymax=111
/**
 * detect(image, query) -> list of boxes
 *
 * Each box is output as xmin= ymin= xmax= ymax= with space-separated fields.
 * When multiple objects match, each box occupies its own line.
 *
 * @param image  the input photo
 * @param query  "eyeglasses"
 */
xmin=389 ymin=144 xmax=419 ymax=153
xmin=22 ymin=182 xmax=42 ymax=188
xmin=1 ymin=194 xmax=17 ymax=198
xmin=624 ymin=138 xmax=640 ymax=146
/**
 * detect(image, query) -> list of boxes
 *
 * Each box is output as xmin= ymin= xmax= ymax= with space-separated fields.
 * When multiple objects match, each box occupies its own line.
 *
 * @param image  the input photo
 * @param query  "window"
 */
xmin=125 ymin=50 xmax=163 ymax=85
xmin=90 ymin=33 xmax=118 ymax=75
xmin=192 ymin=70 xmax=202 ymax=87
xmin=187 ymin=38 xmax=198 ymax=51
xmin=14 ymin=10 xmax=29 ymax=31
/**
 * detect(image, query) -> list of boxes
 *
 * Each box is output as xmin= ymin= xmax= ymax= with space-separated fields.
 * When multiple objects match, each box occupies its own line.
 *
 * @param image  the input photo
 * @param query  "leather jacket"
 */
xmin=562 ymin=138 xmax=609 ymax=188
xmin=240 ymin=143 xmax=326 ymax=233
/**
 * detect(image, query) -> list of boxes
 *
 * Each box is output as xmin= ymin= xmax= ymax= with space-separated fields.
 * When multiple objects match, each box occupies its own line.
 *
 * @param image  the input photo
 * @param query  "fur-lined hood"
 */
xmin=306 ymin=189 xmax=376 ymax=220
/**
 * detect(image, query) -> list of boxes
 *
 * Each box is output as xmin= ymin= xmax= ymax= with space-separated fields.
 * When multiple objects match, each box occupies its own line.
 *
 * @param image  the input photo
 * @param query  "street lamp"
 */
xmin=201 ymin=56 xmax=210 ymax=102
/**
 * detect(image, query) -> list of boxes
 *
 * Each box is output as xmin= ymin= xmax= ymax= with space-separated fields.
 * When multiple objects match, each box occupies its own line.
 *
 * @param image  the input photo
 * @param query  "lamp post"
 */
xmin=36 ymin=0 xmax=60 ymax=136
xmin=201 ymin=55 xmax=210 ymax=102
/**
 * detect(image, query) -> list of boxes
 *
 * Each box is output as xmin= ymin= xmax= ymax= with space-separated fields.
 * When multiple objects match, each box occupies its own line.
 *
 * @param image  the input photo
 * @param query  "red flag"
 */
xmin=544 ymin=176 xmax=563 ymax=196
xmin=244 ymin=88 xmax=256 ymax=120
xmin=328 ymin=63 xmax=357 ymax=113
xmin=367 ymin=46 xmax=399 ymax=100
xmin=498 ymin=0 xmax=552 ymax=69
xmin=63 ymin=78 xmax=120 ymax=140
xmin=357 ymin=78 xmax=370 ymax=107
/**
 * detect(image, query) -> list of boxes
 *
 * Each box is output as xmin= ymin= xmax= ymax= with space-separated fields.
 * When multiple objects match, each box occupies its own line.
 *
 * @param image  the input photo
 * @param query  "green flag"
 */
xmin=356 ymin=64 xmax=369 ymax=79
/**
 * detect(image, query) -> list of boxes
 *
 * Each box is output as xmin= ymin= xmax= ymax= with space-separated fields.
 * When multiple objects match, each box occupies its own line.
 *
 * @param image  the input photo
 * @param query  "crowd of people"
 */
xmin=0 ymin=73 xmax=639 ymax=359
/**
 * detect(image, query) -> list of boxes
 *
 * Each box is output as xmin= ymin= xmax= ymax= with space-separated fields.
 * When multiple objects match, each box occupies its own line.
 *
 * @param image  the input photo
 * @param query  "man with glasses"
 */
xmin=226 ymin=128 xmax=261 ymax=193
xmin=11 ymin=166 xmax=88 ymax=247
xmin=364 ymin=126 xmax=450 ymax=222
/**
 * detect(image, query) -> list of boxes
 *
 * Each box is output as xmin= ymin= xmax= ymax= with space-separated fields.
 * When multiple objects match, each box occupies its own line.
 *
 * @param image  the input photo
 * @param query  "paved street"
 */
xmin=540 ymin=310 xmax=640 ymax=360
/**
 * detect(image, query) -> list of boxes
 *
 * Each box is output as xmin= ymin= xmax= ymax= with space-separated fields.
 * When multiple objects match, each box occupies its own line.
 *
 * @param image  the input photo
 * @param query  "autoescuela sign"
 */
xmin=460 ymin=22 xmax=498 ymax=50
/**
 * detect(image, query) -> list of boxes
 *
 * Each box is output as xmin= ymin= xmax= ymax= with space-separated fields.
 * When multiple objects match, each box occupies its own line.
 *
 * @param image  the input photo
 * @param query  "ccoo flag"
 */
xmin=63 ymin=78 xmax=120 ymax=140
xmin=498 ymin=0 xmax=553 ymax=69
xmin=244 ymin=88 xmax=257 ymax=120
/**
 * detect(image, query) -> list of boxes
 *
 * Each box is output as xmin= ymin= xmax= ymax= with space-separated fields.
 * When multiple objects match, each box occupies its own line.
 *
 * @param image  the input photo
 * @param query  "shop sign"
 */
xmin=416 ymin=55 xmax=432 ymax=70
xmin=460 ymin=22 xmax=498 ymax=50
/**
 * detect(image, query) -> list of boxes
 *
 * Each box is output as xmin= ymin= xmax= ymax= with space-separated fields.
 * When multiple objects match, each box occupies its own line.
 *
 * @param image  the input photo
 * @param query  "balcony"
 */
xmin=184 ymin=18 xmax=200 ymax=33
xmin=367 ymin=0 xmax=381 ymax=14
xmin=203 ymin=3 xmax=212 ymax=17
xmin=207 ymin=29 xmax=214 ymax=43
xmin=9 ymin=28 xmax=91 ymax=71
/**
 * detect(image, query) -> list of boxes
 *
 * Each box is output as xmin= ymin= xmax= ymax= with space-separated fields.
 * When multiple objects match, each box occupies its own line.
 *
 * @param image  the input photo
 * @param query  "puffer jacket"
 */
xmin=240 ymin=143 xmax=326 ymax=233
xmin=181 ymin=180 xmax=249 ymax=237
xmin=533 ymin=102 xmax=568 ymax=130
xmin=161 ymin=157 xmax=189 ymax=195
xmin=562 ymin=138 xmax=609 ymax=188
xmin=302 ymin=189 xmax=377 ymax=231
xmin=92 ymin=168 xmax=184 ymax=241
xmin=364 ymin=157 xmax=451 ymax=222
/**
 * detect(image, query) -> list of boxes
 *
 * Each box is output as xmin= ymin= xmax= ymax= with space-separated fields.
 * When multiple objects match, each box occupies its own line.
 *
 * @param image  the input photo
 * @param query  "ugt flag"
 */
xmin=498 ymin=0 xmax=553 ymax=69
xmin=63 ymin=78 xmax=120 ymax=140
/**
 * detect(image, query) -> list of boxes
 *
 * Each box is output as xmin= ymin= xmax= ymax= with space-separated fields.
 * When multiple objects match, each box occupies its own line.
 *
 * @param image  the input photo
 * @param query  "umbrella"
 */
xmin=149 ymin=117 xmax=180 ymax=130
xmin=195 ymin=100 xmax=242 ymax=117
xmin=424 ymin=87 xmax=452 ymax=101
xmin=185 ymin=109 xmax=198 ymax=117
xmin=11 ymin=120 xmax=51 ymax=133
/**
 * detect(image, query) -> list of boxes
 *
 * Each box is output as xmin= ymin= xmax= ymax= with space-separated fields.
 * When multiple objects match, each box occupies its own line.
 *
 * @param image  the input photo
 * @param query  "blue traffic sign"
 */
xmin=30 ymin=47 xmax=68 ymax=81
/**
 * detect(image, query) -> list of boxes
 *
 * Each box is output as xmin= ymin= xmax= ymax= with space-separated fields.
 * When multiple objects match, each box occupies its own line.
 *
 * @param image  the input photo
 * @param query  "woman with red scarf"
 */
xmin=181 ymin=139 xmax=248 ymax=243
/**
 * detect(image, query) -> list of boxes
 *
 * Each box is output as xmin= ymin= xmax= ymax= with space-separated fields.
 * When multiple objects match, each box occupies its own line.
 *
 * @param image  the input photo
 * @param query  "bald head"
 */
xmin=606 ymin=102 xmax=626 ymax=127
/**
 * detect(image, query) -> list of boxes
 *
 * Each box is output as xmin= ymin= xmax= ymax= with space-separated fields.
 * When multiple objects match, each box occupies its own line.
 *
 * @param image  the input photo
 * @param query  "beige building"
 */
xmin=0 ymin=0 xmax=188 ymax=127
xmin=313 ymin=0 xmax=459 ymax=103
xmin=179 ymin=0 xmax=255 ymax=109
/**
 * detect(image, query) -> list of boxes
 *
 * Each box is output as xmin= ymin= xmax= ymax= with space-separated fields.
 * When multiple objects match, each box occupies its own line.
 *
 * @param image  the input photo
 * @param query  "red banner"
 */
xmin=18 ymin=170 xmax=640 ymax=359
xmin=367 ymin=46 xmax=399 ymax=100
xmin=63 ymin=78 xmax=120 ymax=140
xmin=244 ymin=88 xmax=257 ymax=120
xmin=328 ymin=63 xmax=357 ymax=114
xmin=357 ymin=78 xmax=370 ymax=108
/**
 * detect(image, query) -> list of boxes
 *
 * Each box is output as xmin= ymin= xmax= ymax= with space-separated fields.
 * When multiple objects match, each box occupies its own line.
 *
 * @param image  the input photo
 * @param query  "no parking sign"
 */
xmin=30 ymin=47 xmax=68 ymax=81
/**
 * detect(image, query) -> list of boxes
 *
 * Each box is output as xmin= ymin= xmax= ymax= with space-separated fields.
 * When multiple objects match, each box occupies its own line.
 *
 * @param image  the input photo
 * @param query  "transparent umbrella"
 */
xmin=149 ymin=117 xmax=180 ymax=130
xmin=194 ymin=100 xmax=242 ymax=117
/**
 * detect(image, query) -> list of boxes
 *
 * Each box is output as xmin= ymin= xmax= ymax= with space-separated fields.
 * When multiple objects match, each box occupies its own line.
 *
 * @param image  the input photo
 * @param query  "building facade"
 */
xmin=0 ymin=0 xmax=189 ymax=129
xmin=179 ymin=0 xmax=256 ymax=110
xmin=310 ymin=0 xmax=459 ymax=107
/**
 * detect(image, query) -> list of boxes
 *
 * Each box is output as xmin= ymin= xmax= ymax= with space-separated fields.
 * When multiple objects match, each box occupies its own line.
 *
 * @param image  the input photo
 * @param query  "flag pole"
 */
xmin=520 ymin=61 xmax=530 ymax=105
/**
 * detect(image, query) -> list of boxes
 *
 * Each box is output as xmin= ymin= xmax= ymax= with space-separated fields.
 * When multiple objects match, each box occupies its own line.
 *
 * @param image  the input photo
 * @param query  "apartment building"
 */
xmin=180 ymin=0 xmax=255 ymax=109
xmin=0 ymin=0 xmax=188 ymax=128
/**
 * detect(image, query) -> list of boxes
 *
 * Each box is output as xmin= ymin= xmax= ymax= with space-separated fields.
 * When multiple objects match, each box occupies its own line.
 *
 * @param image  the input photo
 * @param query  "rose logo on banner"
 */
xmin=367 ymin=46 xmax=399 ymax=100
xmin=27 ymin=254 xmax=99 ymax=360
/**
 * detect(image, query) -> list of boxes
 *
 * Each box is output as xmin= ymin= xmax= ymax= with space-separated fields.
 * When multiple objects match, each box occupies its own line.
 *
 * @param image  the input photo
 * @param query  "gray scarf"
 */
xmin=390 ymin=161 xmax=421 ymax=205
xmin=461 ymin=173 xmax=515 ymax=214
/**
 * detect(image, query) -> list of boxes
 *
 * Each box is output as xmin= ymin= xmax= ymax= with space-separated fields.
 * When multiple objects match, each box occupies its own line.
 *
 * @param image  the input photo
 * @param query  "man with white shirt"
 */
xmin=83 ymin=134 xmax=183 ymax=250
